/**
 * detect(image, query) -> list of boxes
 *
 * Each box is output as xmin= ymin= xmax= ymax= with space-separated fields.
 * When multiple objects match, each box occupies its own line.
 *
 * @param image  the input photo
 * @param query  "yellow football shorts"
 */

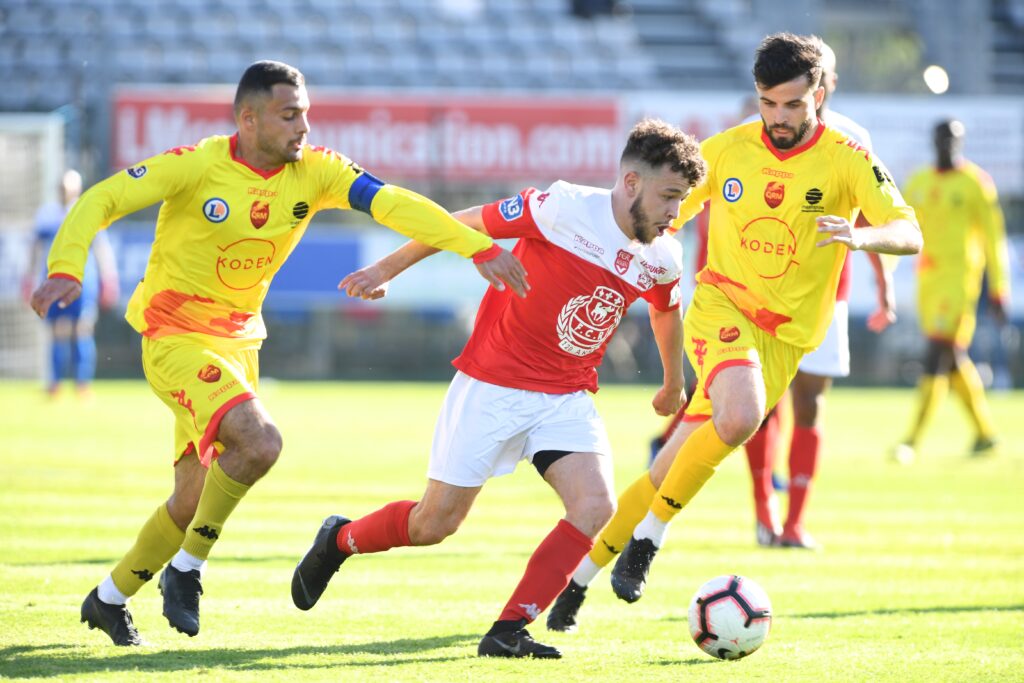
xmin=917 ymin=289 xmax=977 ymax=350
xmin=682 ymin=284 xmax=805 ymax=421
xmin=141 ymin=334 xmax=259 ymax=466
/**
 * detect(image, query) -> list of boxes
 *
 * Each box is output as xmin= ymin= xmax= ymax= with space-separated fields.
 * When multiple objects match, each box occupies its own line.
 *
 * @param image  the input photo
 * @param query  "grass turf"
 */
xmin=1 ymin=380 xmax=1022 ymax=681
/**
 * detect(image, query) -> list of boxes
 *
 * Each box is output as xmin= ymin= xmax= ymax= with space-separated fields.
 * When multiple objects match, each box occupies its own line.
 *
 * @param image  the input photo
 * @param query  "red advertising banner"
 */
xmin=113 ymin=88 xmax=621 ymax=182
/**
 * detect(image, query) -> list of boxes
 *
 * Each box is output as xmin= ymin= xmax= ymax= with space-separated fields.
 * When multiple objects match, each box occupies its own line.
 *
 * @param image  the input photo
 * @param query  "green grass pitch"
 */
xmin=1 ymin=380 xmax=1022 ymax=681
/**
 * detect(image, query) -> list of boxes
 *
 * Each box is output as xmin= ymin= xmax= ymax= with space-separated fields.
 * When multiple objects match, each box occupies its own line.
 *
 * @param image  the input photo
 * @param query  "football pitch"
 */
xmin=1 ymin=380 xmax=1022 ymax=682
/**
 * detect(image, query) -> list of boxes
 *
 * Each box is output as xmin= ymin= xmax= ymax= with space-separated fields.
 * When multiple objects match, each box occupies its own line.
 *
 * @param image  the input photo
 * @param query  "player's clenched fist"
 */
xmin=29 ymin=277 xmax=81 ymax=318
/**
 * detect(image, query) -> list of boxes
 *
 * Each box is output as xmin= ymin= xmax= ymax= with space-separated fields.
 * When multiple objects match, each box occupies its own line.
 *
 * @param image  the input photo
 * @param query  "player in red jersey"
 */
xmin=30 ymin=61 xmax=527 ymax=647
xmin=291 ymin=119 xmax=707 ymax=659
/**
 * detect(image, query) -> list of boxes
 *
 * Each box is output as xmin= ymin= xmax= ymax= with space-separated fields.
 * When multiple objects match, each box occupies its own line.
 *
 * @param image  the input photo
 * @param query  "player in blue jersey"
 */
xmin=25 ymin=170 xmax=119 ymax=398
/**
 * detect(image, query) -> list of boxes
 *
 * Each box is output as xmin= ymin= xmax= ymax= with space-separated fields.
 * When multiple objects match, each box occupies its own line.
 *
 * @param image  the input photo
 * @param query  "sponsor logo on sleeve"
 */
xmin=669 ymin=284 xmax=681 ymax=307
xmin=203 ymin=198 xmax=230 ymax=223
xmin=872 ymin=165 xmax=894 ymax=186
xmin=126 ymin=165 xmax=147 ymax=179
xmin=764 ymin=181 xmax=785 ymax=208
xmin=723 ymin=178 xmax=743 ymax=202
xmin=498 ymin=195 xmax=524 ymax=221
xmin=636 ymin=270 xmax=654 ymax=290
xmin=250 ymin=200 xmax=270 ymax=229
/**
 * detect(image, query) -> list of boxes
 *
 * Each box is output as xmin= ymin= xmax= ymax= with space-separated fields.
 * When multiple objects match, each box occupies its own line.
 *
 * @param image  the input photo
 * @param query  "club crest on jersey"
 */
xmin=126 ymin=165 xmax=147 ymax=179
xmin=556 ymin=286 xmax=625 ymax=357
xmin=203 ymin=198 xmax=230 ymax=223
xmin=614 ymin=249 xmax=633 ymax=275
xmin=197 ymin=364 xmax=222 ymax=383
xmin=498 ymin=195 xmax=524 ymax=221
xmin=250 ymin=201 xmax=270 ymax=229
xmin=723 ymin=177 xmax=743 ymax=202
xmin=764 ymin=181 xmax=785 ymax=208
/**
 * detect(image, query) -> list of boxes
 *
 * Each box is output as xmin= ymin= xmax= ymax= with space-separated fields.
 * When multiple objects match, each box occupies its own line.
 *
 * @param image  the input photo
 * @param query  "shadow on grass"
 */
xmin=6 ymin=555 xmax=312 ymax=567
xmin=785 ymin=604 xmax=1024 ymax=619
xmin=0 ymin=634 xmax=479 ymax=677
xmin=665 ymin=604 xmax=1023 ymax=621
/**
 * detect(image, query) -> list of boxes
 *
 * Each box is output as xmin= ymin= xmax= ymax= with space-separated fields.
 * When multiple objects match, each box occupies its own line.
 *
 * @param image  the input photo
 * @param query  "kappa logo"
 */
xmin=614 ymin=249 xmax=633 ymax=275
xmin=131 ymin=568 xmax=154 ymax=582
xmin=764 ymin=181 xmax=785 ymax=208
xmin=719 ymin=326 xmax=740 ymax=343
xmin=203 ymin=198 xmax=230 ymax=223
xmin=250 ymin=200 xmax=270 ymax=228
xmin=192 ymin=525 xmax=219 ymax=540
xmin=519 ymin=603 xmax=541 ymax=620
xmin=723 ymin=177 xmax=743 ymax=202
xmin=661 ymin=495 xmax=683 ymax=510
xmin=126 ymin=165 xmax=147 ymax=179
xmin=602 ymin=540 xmax=621 ymax=555
xmin=197 ymin=364 xmax=222 ymax=383
xmin=498 ymin=195 xmax=524 ymax=221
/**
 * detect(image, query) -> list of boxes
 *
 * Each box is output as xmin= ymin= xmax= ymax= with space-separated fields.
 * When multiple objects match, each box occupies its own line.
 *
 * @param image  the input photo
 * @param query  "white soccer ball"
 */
xmin=687 ymin=574 xmax=772 ymax=660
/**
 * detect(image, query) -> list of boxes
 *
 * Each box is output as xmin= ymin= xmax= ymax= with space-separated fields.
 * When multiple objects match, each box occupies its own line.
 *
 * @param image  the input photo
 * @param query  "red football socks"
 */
xmin=337 ymin=500 xmax=415 ymax=555
xmin=784 ymin=425 xmax=821 ymax=538
xmin=497 ymin=519 xmax=594 ymax=623
xmin=746 ymin=410 xmax=781 ymax=529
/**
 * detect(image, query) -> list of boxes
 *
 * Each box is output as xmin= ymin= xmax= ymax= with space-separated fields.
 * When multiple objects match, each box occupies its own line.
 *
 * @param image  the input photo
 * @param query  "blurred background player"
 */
xmin=29 ymin=60 xmax=527 ymax=647
xmin=24 ymin=170 xmax=118 ymax=398
xmin=291 ymin=119 xmax=705 ymax=659
xmin=894 ymin=119 xmax=1012 ymax=463
xmin=548 ymin=33 xmax=921 ymax=633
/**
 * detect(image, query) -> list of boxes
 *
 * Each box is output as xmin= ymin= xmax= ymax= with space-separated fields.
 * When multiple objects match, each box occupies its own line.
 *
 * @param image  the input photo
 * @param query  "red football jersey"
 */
xmin=453 ymin=181 xmax=683 ymax=394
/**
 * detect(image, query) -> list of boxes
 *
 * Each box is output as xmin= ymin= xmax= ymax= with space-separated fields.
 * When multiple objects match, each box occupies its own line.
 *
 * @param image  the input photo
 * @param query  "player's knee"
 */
xmin=714 ymin=406 xmax=762 ymax=446
xmin=247 ymin=423 xmax=283 ymax=472
xmin=568 ymin=491 xmax=615 ymax=538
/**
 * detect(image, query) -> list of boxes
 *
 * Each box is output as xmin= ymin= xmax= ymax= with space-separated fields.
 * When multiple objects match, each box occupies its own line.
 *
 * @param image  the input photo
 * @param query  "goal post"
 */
xmin=0 ymin=113 xmax=65 ymax=379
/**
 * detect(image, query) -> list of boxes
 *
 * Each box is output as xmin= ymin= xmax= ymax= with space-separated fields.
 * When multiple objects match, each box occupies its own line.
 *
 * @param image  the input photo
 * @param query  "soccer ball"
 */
xmin=687 ymin=574 xmax=772 ymax=660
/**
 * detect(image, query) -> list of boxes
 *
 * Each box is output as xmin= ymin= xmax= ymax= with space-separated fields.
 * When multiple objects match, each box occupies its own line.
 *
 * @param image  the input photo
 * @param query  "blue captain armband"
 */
xmin=349 ymin=171 xmax=385 ymax=214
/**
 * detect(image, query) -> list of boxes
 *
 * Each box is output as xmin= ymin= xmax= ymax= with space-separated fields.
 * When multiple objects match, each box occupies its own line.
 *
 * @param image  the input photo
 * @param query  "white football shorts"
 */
xmin=798 ymin=300 xmax=850 ymax=378
xmin=428 ymin=371 xmax=612 ymax=487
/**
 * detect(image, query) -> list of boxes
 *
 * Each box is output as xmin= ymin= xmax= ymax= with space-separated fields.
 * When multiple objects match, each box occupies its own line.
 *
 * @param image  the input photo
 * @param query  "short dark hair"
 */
xmin=752 ymin=33 xmax=822 ymax=90
xmin=234 ymin=61 xmax=305 ymax=115
xmin=620 ymin=118 xmax=706 ymax=188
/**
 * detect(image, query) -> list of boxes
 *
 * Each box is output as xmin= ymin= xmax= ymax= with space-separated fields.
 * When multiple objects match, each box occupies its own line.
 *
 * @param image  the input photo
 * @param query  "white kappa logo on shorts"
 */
xmin=556 ymin=286 xmax=625 ymax=357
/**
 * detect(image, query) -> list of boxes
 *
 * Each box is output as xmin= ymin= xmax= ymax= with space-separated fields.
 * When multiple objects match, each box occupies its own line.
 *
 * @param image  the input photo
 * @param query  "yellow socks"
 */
xmin=180 ymin=459 xmax=251 ymax=561
xmin=905 ymin=374 xmax=949 ymax=446
xmin=110 ymin=504 xmax=184 ymax=597
xmin=650 ymin=420 xmax=734 ymax=522
xmin=589 ymin=473 xmax=657 ymax=568
xmin=950 ymin=361 xmax=997 ymax=439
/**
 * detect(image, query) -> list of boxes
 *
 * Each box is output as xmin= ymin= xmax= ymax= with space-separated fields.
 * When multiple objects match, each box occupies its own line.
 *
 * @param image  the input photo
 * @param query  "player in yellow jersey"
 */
xmin=894 ymin=120 xmax=1011 ymax=464
xmin=547 ymin=33 xmax=922 ymax=631
xmin=29 ymin=61 xmax=528 ymax=647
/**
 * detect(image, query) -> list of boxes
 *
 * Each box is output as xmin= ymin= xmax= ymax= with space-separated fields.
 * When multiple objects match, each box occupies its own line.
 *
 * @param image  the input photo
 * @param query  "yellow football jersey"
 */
xmin=674 ymin=120 xmax=917 ymax=349
xmin=47 ymin=135 xmax=493 ymax=342
xmin=903 ymin=161 xmax=1010 ymax=307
